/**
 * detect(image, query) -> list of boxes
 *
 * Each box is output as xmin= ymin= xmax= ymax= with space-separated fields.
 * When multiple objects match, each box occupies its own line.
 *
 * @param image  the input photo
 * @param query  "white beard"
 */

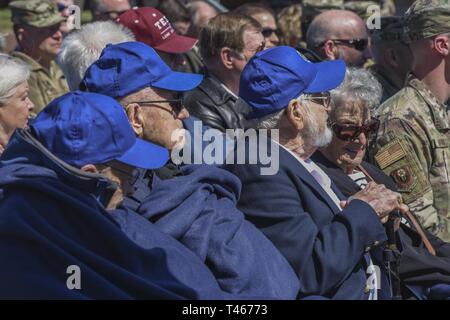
xmin=304 ymin=111 xmax=333 ymax=148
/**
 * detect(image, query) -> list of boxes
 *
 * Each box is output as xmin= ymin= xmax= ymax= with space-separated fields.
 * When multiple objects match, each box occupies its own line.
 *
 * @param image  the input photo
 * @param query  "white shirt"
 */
xmin=278 ymin=142 xmax=380 ymax=299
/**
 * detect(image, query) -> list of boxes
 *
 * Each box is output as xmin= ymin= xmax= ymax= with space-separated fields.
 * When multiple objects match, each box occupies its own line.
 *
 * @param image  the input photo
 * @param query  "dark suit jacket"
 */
xmin=227 ymin=135 xmax=387 ymax=299
xmin=311 ymin=151 xmax=450 ymax=290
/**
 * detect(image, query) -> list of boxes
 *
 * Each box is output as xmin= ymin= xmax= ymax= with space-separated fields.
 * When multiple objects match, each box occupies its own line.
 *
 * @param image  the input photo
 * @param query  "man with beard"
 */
xmin=9 ymin=0 xmax=69 ymax=115
xmin=227 ymin=46 xmax=406 ymax=299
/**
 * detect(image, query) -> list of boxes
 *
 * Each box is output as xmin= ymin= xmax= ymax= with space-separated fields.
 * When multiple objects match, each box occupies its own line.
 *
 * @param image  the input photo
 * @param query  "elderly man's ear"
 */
xmin=125 ymin=103 xmax=145 ymax=137
xmin=286 ymin=100 xmax=305 ymax=131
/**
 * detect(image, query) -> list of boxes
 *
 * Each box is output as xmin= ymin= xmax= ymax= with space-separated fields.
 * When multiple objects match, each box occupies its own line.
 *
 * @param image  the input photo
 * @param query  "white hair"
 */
xmin=57 ymin=21 xmax=135 ymax=90
xmin=0 ymin=53 xmax=30 ymax=105
xmin=253 ymin=95 xmax=332 ymax=148
xmin=331 ymin=67 xmax=382 ymax=112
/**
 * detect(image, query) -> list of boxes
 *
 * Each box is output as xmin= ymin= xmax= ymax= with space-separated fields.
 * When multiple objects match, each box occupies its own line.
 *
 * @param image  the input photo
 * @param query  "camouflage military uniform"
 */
xmin=9 ymin=0 xmax=68 ymax=115
xmin=372 ymin=0 xmax=450 ymax=241
xmin=10 ymin=51 xmax=68 ymax=116
xmin=373 ymin=75 xmax=450 ymax=241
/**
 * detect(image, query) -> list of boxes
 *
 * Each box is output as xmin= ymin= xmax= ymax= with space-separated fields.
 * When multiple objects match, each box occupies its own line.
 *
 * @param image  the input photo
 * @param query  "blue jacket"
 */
xmin=226 ymin=134 xmax=388 ymax=299
xmin=135 ymin=164 xmax=300 ymax=299
xmin=0 ymin=129 xmax=252 ymax=299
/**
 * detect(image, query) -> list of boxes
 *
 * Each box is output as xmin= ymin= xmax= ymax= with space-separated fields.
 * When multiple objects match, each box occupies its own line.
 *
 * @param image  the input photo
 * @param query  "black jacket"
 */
xmin=183 ymin=75 xmax=247 ymax=132
xmin=311 ymin=151 xmax=450 ymax=289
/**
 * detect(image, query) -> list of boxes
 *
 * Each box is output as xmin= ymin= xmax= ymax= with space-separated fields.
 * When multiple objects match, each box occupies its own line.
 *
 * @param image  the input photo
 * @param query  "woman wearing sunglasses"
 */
xmin=312 ymin=68 xmax=450 ymax=300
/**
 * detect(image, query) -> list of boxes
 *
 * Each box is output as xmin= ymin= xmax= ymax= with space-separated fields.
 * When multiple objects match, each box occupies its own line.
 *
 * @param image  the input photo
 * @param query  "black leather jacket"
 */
xmin=183 ymin=75 xmax=247 ymax=132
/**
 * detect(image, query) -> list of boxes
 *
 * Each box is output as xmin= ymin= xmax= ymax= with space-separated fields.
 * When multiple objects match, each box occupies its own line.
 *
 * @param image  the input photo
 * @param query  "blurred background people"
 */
xmin=91 ymin=0 xmax=130 ymax=21
xmin=234 ymin=2 xmax=279 ymax=49
xmin=117 ymin=7 xmax=197 ymax=71
xmin=369 ymin=16 xmax=413 ymax=104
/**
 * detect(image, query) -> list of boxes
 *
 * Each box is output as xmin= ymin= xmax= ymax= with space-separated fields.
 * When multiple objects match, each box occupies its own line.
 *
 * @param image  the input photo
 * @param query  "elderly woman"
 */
xmin=0 ymin=54 xmax=34 ymax=154
xmin=311 ymin=68 xmax=450 ymax=300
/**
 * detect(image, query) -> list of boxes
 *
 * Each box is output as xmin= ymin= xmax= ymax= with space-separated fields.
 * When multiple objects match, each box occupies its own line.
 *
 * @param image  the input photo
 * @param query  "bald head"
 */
xmin=307 ymin=10 xmax=366 ymax=48
xmin=306 ymin=10 xmax=370 ymax=67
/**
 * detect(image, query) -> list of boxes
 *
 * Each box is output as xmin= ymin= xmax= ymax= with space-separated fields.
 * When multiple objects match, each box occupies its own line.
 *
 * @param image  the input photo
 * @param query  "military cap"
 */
xmin=9 ymin=0 xmax=65 ymax=28
xmin=371 ymin=16 xmax=407 ymax=43
xmin=404 ymin=0 xmax=450 ymax=42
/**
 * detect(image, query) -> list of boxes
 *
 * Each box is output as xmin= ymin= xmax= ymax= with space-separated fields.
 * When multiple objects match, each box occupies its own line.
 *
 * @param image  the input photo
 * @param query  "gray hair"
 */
xmin=0 ymin=53 xmax=30 ymax=105
xmin=57 ymin=21 xmax=135 ymax=90
xmin=330 ymin=67 xmax=382 ymax=112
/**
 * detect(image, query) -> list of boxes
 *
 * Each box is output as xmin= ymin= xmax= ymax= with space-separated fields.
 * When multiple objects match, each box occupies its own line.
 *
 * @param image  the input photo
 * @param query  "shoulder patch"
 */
xmin=375 ymin=139 xmax=407 ymax=169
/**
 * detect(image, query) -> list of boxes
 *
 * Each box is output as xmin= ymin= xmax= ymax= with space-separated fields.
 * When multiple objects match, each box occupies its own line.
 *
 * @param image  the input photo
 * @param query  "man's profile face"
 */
xmin=251 ymin=12 xmax=279 ymax=49
xmin=21 ymin=23 xmax=64 ymax=59
xmin=233 ymin=29 xmax=265 ymax=72
xmin=333 ymin=19 xmax=371 ymax=67
xmin=125 ymin=87 xmax=189 ymax=150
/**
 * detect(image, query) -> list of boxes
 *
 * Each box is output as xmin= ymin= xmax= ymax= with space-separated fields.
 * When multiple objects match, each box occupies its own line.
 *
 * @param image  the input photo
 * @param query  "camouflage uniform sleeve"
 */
xmin=372 ymin=117 xmax=448 ymax=239
xmin=27 ymin=73 xmax=47 ymax=117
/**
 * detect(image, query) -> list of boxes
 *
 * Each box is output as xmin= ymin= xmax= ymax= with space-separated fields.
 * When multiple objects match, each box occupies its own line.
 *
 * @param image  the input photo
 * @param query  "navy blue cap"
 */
xmin=239 ymin=46 xmax=346 ymax=119
xmin=81 ymin=41 xmax=204 ymax=98
xmin=32 ymin=91 xmax=169 ymax=169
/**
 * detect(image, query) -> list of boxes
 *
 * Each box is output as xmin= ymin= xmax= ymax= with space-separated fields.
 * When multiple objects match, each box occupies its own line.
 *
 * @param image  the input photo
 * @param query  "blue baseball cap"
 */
xmin=31 ymin=91 xmax=169 ymax=169
xmin=80 ymin=41 xmax=204 ymax=98
xmin=239 ymin=46 xmax=346 ymax=119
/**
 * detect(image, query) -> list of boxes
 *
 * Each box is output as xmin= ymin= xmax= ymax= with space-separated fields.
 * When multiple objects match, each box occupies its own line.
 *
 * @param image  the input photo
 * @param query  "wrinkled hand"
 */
xmin=347 ymin=182 xmax=405 ymax=223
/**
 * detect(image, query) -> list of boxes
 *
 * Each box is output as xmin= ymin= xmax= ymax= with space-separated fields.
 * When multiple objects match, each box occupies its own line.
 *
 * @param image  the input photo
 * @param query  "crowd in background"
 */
xmin=1 ymin=0 xmax=450 ymax=300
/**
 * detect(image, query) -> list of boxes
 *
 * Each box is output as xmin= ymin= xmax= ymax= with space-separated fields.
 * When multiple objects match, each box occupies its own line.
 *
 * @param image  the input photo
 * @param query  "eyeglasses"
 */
xmin=127 ymin=99 xmax=183 ymax=118
xmin=330 ymin=117 xmax=380 ymax=142
xmin=262 ymin=28 xmax=278 ymax=38
xmin=302 ymin=92 xmax=331 ymax=108
xmin=320 ymin=39 xmax=369 ymax=51
xmin=99 ymin=162 xmax=140 ymax=187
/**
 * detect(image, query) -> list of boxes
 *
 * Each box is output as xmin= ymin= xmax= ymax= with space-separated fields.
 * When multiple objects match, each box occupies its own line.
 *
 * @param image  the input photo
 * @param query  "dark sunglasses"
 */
xmin=128 ymin=99 xmax=184 ymax=117
xmin=332 ymin=39 xmax=369 ymax=51
xmin=262 ymin=28 xmax=278 ymax=38
xmin=330 ymin=118 xmax=380 ymax=142
xmin=318 ymin=38 xmax=369 ymax=51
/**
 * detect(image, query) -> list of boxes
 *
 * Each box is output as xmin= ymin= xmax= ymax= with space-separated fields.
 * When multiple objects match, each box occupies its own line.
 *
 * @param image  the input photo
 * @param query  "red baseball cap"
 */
xmin=117 ymin=7 xmax=197 ymax=54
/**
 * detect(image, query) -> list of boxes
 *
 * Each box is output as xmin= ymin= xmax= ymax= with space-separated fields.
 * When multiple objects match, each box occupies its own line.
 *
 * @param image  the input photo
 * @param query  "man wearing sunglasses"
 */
xmin=306 ymin=9 xmax=371 ymax=67
xmin=234 ymin=3 xmax=280 ymax=49
xmin=372 ymin=0 xmax=450 ymax=242
xmin=80 ymin=41 xmax=301 ymax=299
xmin=228 ymin=46 xmax=406 ymax=299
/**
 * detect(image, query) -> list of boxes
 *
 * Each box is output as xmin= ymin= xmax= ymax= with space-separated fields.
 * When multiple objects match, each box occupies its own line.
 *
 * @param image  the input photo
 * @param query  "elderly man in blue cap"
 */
xmin=80 ymin=41 xmax=300 ymax=299
xmin=227 ymin=46 xmax=407 ymax=300
xmin=0 ymin=91 xmax=252 ymax=299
